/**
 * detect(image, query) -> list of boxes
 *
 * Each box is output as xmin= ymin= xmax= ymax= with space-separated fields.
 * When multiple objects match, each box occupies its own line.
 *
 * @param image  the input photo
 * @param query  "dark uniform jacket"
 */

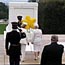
xmin=40 ymin=42 xmax=64 ymax=65
xmin=18 ymin=21 xmax=22 ymax=28
xmin=5 ymin=30 xmax=21 ymax=56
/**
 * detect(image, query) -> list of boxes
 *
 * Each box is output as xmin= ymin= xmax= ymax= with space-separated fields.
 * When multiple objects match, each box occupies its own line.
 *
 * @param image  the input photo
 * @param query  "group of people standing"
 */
xmin=17 ymin=15 xmax=43 ymax=61
xmin=5 ymin=15 xmax=64 ymax=65
xmin=5 ymin=15 xmax=42 ymax=65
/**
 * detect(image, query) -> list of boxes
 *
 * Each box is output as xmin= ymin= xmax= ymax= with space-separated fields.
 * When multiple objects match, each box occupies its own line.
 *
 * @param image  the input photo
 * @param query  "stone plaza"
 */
xmin=0 ymin=35 xmax=65 ymax=65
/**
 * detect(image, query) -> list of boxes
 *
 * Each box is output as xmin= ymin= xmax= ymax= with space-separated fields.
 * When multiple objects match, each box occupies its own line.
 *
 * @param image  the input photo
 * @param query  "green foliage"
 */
xmin=0 ymin=2 xmax=8 ymax=19
xmin=0 ymin=24 xmax=7 ymax=34
xmin=38 ymin=1 xmax=65 ymax=34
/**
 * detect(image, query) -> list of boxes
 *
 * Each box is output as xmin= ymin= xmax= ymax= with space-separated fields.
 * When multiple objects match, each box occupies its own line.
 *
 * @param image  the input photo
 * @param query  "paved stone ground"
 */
xmin=0 ymin=34 xmax=65 ymax=65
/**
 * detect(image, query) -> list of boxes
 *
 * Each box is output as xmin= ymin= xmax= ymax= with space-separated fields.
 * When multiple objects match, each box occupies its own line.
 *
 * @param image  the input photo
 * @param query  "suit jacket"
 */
xmin=40 ymin=42 xmax=64 ymax=65
xmin=5 ymin=30 xmax=21 ymax=56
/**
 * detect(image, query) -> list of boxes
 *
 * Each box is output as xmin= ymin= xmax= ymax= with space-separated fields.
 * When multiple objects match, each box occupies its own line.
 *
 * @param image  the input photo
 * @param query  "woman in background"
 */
xmin=33 ymin=25 xmax=42 ymax=60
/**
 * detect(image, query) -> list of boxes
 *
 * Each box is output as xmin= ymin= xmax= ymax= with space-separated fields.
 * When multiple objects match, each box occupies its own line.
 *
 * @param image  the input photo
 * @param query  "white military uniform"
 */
xmin=20 ymin=22 xmax=27 ymax=61
xmin=25 ymin=29 xmax=34 ymax=51
xmin=33 ymin=29 xmax=42 ymax=52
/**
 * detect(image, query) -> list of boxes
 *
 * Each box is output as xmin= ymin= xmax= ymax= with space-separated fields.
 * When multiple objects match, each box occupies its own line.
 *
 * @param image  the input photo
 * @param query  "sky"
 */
xmin=0 ymin=0 xmax=28 ymax=4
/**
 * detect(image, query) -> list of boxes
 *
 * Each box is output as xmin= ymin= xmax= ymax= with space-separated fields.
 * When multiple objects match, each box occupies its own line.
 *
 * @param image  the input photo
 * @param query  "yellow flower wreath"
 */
xmin=22 ymin=16 xmax=36 ymax=29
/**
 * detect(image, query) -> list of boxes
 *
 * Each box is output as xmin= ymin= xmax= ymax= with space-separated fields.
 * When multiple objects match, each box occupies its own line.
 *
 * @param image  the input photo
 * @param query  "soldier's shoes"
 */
xmin=22 ymin=60 xmax=25 ymax=62
xmin=21 ymin=59 xmax=25 ymax=62
xmin=38 ymin=56 xmax=40 ymax=59
xmin=34 ymin=57 xmax=38 ymax=60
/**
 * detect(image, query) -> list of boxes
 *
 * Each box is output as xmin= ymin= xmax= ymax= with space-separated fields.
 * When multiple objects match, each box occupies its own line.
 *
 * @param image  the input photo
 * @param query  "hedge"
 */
xmin=0 ymin=24 xmax=7 ymax=34
xmin=38 ymin=1 xmax=65 ymax=34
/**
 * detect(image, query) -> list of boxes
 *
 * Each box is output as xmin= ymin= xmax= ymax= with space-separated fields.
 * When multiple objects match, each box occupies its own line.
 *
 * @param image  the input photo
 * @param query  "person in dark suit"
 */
xmin=5 ymin=22 xmax=21 ymax=65
xmin=17 ymin=16 xmax=22 ymax=28
xmin=40 ymin=35 xmax=64 ymax=65
xmin=17 ymin=16 xmax=27 ymax=32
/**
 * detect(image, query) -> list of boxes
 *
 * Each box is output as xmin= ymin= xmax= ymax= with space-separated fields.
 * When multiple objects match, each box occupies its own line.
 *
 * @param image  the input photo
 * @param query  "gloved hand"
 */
xmin=27 ymin=43 xmax=29 ymax=45
xmin=31 ymin=42 xmax=34 ymax=44
xmin=6 ymin=50 xmax=9 ymax=55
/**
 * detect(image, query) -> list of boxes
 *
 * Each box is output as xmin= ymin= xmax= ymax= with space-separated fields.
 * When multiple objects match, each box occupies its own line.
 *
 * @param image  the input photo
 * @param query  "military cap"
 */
xmin=11 ymin=22 xmax=18 ymax=29
xmin=17 ymin=16 xmax=22 ymax=20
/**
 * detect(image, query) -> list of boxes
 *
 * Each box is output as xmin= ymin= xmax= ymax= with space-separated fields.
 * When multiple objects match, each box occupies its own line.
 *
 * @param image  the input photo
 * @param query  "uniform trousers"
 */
xmin=9 ymin=55 xmax=20 ymax=65
xmin=21 ymin=44 xmax=26 ymax=61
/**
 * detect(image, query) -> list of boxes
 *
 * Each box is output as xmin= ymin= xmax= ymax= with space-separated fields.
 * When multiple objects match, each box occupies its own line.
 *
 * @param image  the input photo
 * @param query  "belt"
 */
xmin=11 ymin=44 xmax=19 ymax=46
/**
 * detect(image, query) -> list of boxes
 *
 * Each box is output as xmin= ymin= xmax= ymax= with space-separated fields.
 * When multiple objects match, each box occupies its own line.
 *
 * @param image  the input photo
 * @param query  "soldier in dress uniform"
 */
xmin=17 ymin=16 xmax=28 ymax=62
xmin=17 ymin=16 xmax=27 ymax=32
xmin=5 ymin=22 xmax=21 ymax=65
xmin=17 ymin=16 xmax=22 ymax=28
xmin=20 ymin=25 xmax=27 ymax=62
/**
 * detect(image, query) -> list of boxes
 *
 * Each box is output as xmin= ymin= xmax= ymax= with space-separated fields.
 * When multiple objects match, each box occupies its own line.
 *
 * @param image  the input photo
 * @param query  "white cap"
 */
xmin=22 ymin=22 xmax=27 ymax=25
xmin=34 ymin=23 xmax=39 ymax=27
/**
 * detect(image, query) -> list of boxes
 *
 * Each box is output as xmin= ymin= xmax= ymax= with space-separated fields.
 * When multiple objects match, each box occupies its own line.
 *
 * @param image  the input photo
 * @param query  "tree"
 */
xmin=38 ymin=1 xmax=65 ymax=34
xmin=0 ymin=2 xmax=8 ymax=20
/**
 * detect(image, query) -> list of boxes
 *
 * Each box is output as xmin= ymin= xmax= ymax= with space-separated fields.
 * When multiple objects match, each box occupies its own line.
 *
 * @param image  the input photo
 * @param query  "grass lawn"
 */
xmin=0 ymin=24 xmax=7 ymax=34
